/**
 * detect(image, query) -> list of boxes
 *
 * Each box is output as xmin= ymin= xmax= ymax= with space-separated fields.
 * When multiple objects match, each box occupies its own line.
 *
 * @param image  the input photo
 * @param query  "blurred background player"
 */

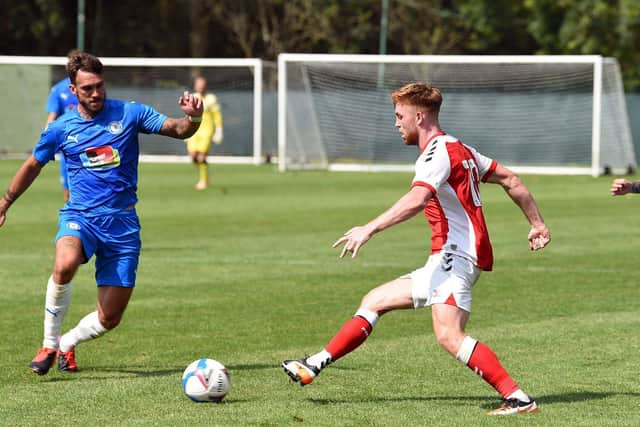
xmin=185 ymin=76 xmax=223 ymax=190
xmin=46 ymin=75 xmax=78 ymax=202
xmin=0 ymin=51 xmax=203 ymax=375
xmin=282 ymin=82 xmax=550 ymax=416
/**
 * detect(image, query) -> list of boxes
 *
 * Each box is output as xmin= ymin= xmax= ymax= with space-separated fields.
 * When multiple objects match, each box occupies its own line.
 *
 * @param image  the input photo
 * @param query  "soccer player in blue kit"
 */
xmin=46 ymin=75 xmax=78 ymax=202
xmin=0 ymin=51 xmax=204 ymax=374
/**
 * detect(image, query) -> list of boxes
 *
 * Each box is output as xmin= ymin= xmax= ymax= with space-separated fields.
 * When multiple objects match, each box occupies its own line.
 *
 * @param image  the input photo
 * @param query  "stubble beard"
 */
xmin=79 ymin=94 xmax=105 ymax=118
xmin=404 ymin=129 xmax=419 ymax=146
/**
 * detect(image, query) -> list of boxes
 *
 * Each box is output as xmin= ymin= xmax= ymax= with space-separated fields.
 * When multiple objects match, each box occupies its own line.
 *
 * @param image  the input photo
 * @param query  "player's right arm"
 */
xmin=0 ymin=156 xmax=44 ymax=227
xmin=484 ymin=163 xmax=550 ymax=251
xmin=333 ymin=185 xmax=433 ymax=258
xmin=1 ymin=121 xmax=61 ymax=227
xmin=333 ymin=137 xmax=446 ymax=259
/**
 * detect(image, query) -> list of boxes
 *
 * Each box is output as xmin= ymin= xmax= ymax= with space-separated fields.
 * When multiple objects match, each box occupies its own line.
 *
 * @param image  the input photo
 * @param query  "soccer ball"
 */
xmin=181 ymin=358 xmax=230 ymax=402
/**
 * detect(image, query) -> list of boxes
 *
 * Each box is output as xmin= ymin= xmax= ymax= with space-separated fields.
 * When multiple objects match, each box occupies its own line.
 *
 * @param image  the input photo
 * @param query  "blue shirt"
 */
xmin=46 ymin=77 xmax=78 ymax=117
xmin=33 ymin=99 xmax=167 ymax=215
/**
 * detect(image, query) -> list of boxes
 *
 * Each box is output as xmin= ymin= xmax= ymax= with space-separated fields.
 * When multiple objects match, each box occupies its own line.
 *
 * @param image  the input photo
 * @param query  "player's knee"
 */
xmin=360 ymin=290 xmax=388 ymax=315
xmin=98 ymin=312 xmax=123 ymax=330
xmin=434 ymin=328 xmax=463 ymax=356
xmin=52 ymin=263 xmax=78 ymax=284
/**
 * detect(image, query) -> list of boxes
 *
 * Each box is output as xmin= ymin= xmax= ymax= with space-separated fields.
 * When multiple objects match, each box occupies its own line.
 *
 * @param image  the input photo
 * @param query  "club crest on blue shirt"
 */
xmin=108 ymin=121 xmax=124 ymax=134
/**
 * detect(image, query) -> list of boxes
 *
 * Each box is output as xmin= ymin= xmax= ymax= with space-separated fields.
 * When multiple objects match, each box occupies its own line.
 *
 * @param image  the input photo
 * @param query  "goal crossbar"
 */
xmin=278 ymin=54 xmax=635 ymax=176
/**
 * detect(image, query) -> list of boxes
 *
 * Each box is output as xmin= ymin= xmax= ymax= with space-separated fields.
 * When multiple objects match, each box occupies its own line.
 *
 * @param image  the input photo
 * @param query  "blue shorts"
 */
xmin=55 ymin=210 xmax=141 ymax=287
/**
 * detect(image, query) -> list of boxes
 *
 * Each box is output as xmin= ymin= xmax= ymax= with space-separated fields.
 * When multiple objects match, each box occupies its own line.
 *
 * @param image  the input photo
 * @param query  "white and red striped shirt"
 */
xmin=411 ymin=132 xmax=497 ymax=271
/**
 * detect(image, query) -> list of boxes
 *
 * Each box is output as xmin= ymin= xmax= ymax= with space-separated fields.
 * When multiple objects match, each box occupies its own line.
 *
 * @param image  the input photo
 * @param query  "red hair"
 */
xmin=391 ymin=82 xmax=442 ymax=113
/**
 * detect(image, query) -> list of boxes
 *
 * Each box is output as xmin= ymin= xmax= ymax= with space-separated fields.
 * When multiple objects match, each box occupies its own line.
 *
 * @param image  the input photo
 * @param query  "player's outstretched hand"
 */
xmin=610 ymin=178 xmax=631 ymax=196
xmin=178 ymin=91 xmax=204 ymax=118
xmin=333 ymin=225 xmax=374 ymax=259
xmin=528 ymin=224 xmax=550 ymax=251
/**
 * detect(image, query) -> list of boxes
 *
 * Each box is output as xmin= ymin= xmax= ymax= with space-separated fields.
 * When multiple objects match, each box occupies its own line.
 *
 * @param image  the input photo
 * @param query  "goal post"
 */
xmin=0 ymin=56 xmax=264 ymax=164
xmin=278 ymin=54 xmax=636 ymax=176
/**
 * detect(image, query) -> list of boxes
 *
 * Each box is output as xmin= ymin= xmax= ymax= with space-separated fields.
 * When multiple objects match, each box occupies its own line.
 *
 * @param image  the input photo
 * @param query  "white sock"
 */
xmin=506 ymin=388 xmax=531 ymax=402
xmin=42 ymin=276 xmax=72 ymax=350
xmin=306 ymin=349 xmax=332 ymax=370
xmin=455 ymin=336 xmax=478 ymax=365
xmin=59 ymin=311 xmax=108 ymax=352
xmin=354 ymin=308 xmax=379 ymax=328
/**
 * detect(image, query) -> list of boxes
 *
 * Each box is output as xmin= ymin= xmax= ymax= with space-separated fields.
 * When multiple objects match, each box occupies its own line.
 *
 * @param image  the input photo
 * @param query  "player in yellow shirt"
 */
xmin=186 ymin=76 xmax=223 ymax=190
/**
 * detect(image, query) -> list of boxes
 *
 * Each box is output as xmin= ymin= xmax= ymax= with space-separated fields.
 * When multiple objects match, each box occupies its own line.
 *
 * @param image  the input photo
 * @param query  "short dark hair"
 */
xmin=390 ymin=82 xmax=442 ymax=113
xmin=66 ymin=50 xmax=103 ymax=84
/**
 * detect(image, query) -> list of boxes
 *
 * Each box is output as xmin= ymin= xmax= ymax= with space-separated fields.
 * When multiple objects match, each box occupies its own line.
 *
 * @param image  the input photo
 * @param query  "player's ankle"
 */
xmin=506 ymin=389 xmax=530 ymax=403
xmin=306 ymin=349 xmax=332 ymax=371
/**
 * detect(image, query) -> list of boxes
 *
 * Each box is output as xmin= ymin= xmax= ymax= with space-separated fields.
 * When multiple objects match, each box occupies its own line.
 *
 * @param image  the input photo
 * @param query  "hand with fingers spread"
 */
xmin=178 ymin=91 xmax=204 ymax=118
xmin=333 ymin=225 xmax=375 ymax=258
xmin=610 ymin=178 xmax=637 ymax=196
xmin=528 ymin=224 xmax=550 ymax=251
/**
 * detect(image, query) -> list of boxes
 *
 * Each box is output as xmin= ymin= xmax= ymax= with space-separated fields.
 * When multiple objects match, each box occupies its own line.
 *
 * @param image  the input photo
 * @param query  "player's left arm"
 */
xmin=158 ymin=91 xmax=204 ymax=139
xmin=484 ymin=163 xmax=550 ymax=251
xmin=333 ymin=185 xmax=433 ymax=258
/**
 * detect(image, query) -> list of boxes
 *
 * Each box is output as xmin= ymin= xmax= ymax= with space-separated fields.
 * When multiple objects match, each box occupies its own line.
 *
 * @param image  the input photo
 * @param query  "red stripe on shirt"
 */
xmin=481 ymin=160 xmax=498 ymax=182
xmin=411 ymin=180 xmax=437 ymax=194
xmin=455 ymin=143 xmax=493 ymax=270
xmin=424 ymin=194 xmax=449 ymax=254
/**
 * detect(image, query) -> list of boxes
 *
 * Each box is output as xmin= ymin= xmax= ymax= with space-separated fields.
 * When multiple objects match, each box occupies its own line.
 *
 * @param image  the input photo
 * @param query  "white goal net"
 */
xmin=278 ymin=54 xmax=635 ymax=176
xmin=0 ymin=56 xmax=267 ymax=164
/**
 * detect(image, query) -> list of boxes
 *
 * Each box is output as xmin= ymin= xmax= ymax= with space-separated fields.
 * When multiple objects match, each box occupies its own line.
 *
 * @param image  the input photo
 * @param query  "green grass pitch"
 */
xmin=0 ymin=160 xmax=639 ymax=426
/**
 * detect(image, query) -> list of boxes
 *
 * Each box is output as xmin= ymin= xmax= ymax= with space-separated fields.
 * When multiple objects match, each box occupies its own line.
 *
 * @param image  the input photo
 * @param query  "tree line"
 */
xmin=2 ymin=0 xmax=639 ymax=89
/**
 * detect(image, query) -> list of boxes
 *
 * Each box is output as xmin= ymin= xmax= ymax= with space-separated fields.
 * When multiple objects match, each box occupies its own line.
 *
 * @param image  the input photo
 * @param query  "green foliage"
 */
xmin=456 ymin=0 xmax=536 ymax=53
xmin=2 ymin=0 xmax=640 ymax=88
xmin=1 ymin=161 xmax=639 ymax=425
xmin=524 ymin=0 xmax=640 ymax=89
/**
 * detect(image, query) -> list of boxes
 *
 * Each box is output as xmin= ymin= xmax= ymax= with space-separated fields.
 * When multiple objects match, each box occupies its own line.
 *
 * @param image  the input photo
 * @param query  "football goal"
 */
xmin=278 ymin=54 xmax=635 ymax=176
xmin=0 ymin=56 xmax=266 ymax=164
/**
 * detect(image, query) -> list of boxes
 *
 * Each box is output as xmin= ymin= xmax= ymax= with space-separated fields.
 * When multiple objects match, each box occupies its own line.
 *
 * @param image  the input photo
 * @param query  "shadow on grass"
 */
xmin=310 ymin=390 xmax=640 ymax=408
xmin=39 ymin=362 xmax=276 ymax=381
xmin=309 ymin=395 xmax=496 ymax=405
xmin=537 ymin=391 xmax=640 ymax=404
xmin=36 ymin=368 xmax=182 ymax=382
xmin=477 ymin=390 xmax=640 ymax=410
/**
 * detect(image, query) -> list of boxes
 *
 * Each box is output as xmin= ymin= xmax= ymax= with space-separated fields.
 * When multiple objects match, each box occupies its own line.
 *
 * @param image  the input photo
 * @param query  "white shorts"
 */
xmin=407 ymin=252 xmax=481 ymax=312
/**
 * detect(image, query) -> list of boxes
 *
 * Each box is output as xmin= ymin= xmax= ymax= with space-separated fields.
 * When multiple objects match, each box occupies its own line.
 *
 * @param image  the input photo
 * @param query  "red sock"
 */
xmin=467 ymin=341 xmax=519 ymax=398
xmin=325 ymin=316 xmax=373 ymax=361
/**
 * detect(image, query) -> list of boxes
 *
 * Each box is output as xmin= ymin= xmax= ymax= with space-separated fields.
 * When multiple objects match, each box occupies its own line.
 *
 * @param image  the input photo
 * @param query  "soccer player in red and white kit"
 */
xmin=282 ymin=82 xmax=551 ymax=416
